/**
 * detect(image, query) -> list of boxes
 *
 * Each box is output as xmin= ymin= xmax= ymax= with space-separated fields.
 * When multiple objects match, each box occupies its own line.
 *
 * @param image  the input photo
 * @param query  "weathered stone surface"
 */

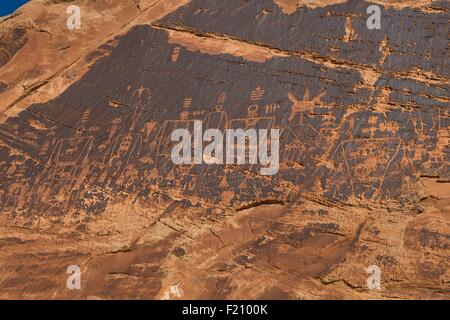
xmin=0 ymin=0 xmax=448 ymax=299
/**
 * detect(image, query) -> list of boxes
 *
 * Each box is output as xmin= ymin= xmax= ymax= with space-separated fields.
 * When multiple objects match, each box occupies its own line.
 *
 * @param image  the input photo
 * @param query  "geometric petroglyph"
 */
xmin=340 ymin=138 xmax=402 ymax=200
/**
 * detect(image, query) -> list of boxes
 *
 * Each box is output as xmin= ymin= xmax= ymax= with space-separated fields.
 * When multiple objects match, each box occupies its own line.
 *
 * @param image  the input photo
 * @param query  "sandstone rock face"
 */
xmin=0 ymin=0 xmax=448 ymax=299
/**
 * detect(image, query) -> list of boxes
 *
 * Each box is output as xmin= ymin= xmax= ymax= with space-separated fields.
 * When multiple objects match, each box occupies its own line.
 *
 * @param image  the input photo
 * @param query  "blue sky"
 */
xmin=0 ymin=0 xmax=30 ymax=17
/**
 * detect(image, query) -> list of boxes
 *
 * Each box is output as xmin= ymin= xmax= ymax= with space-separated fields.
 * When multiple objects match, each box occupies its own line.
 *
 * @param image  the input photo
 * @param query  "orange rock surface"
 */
xmin=0 ymin=0 xmax=448 ymax=299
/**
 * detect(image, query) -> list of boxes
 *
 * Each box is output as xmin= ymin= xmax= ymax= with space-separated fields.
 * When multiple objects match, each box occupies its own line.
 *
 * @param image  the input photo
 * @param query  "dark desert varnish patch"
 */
xmin=0 ymin=23 xmax=447 ymax=223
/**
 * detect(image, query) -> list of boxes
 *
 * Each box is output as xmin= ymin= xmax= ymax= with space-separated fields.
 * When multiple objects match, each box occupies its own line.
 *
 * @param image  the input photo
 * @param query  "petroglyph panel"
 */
xmin=0 ymin=23 xmax=447 ymax=229
xmin=158 ymin=0 xmax=450 ymax=78
xmin=0 ymin=27 xmax=28 ymax=68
